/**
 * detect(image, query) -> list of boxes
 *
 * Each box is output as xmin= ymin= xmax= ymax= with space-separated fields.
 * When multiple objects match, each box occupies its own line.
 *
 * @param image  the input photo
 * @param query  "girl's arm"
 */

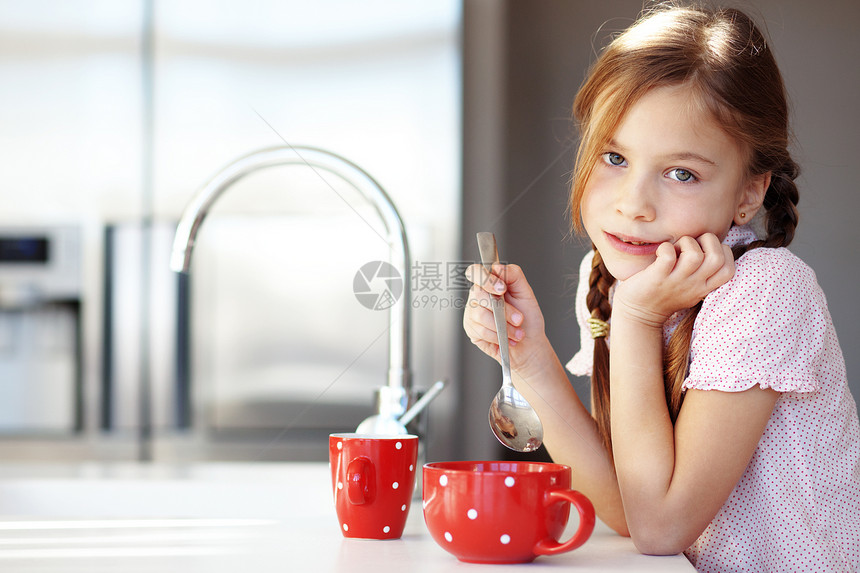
xmin=609 ymin=234 xmax=779 ymax=554
xmin=511 ymin=343 xmax=630 ymax=535
xmin=464 ymin=263 xmax=629 ymax=534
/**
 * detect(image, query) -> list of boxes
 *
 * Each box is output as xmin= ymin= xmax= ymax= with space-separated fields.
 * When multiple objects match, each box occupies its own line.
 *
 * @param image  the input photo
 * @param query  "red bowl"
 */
xmin=423 ymin=461 xmax=594 ymax=563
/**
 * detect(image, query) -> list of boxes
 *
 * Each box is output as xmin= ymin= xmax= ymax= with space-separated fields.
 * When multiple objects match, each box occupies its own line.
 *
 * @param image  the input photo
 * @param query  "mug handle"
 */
xmin=346 ymin=456 xmax=375 ymax=505
xmin=534 ymin=489 xmax=596 ymax=555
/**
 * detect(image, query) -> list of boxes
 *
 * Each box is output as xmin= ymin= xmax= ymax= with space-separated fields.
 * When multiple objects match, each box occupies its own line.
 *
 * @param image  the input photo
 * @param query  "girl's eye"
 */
xmin=603 ymin=152 xmax=626 ymax=166
xmin=667 ymin=168 xmax=697 ymax=183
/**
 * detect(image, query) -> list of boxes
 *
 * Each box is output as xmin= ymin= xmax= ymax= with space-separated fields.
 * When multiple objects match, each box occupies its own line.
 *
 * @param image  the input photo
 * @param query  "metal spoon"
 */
xmin=477 ymin=232 xmax=544 ymax=453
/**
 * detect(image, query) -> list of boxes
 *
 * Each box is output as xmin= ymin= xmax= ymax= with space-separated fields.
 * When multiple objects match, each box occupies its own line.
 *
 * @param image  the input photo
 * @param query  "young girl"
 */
xmin=464 ymin=4 xmax=860 ymax=571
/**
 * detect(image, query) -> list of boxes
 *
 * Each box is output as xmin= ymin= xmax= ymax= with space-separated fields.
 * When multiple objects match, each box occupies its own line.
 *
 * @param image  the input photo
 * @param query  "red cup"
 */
xmin=423 ymin=461 xmax=595 ymax=563
xmin=329 ymin=433 xmax=418 ymax=539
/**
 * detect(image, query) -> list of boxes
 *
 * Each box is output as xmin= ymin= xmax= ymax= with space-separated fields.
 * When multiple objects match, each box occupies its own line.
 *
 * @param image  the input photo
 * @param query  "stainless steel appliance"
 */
xmin=0 ymin=225 xmax=82 ymax=434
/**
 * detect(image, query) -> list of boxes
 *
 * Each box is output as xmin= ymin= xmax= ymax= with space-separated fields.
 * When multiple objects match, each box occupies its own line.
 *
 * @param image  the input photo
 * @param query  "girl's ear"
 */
xmin=734 ymin=171 xmax=771 ymax=225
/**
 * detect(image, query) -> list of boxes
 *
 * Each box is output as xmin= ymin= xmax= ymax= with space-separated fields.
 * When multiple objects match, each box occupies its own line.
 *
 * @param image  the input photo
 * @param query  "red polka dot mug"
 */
xmin=423 ymin=461 xmax=595 ymax=563
xmin=329 ymin=433 xmax=418 ymax=539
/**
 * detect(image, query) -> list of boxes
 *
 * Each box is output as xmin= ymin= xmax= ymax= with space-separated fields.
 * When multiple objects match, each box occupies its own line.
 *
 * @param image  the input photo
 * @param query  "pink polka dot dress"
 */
xmin=567 ymin=225 xmax=860 ymax=572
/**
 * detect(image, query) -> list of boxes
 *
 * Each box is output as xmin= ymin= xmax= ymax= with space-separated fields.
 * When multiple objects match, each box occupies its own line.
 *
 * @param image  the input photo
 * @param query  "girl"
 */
xmin=463 ymin=4 xmax=860 ymax=572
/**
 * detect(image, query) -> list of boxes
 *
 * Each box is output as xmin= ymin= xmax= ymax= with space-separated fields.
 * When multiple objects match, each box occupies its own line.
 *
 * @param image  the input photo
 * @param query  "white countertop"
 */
xmin=0 ymin=462 xmax=694 ymax=572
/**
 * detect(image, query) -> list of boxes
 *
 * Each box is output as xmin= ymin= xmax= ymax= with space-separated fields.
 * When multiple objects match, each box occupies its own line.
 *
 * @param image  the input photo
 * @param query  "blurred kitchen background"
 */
xmin=0 ymin=0 xmax=857 ymax=465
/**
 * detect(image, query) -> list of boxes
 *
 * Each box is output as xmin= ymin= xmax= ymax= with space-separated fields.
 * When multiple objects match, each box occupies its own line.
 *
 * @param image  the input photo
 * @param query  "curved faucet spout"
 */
xmin=170 ymin=145 xmax=412 ymax=412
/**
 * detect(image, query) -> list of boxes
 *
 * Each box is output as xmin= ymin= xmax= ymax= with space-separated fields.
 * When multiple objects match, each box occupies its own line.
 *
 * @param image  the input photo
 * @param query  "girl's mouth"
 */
xmin=605 ymin=232 xmax=661 ymax=255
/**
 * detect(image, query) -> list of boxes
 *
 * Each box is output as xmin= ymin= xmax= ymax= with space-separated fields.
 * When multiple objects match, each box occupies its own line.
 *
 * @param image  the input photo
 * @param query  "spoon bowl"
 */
xmin=488 ymin=386 xmax=544 ymax=452
xmin=477 ymin=232 xmax=544 ymax=452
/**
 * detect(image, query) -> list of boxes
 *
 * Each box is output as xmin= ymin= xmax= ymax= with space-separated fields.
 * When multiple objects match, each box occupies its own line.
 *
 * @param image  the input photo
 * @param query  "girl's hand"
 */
xmin=462 ymin=263 xmax=549 ymax=377
xmin=612 ymin=233 xmax=735 ymax=327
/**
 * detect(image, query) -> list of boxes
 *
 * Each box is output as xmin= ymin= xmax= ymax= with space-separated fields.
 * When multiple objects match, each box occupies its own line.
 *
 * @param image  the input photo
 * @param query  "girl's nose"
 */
xmin=614 ymin=174 xmax=656 ymax=221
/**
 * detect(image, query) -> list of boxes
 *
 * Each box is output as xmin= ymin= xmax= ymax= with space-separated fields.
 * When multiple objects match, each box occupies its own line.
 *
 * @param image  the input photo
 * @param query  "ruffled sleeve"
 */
xmin=566 ymin=250 xmax=595 ymax=377
xmin=683 ymin=247 xmax=828 ymax=394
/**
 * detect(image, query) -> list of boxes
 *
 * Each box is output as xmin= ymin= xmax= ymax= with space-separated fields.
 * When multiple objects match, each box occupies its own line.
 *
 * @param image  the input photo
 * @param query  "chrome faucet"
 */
xmin=170 ymin=145 xmax=443 ymax=435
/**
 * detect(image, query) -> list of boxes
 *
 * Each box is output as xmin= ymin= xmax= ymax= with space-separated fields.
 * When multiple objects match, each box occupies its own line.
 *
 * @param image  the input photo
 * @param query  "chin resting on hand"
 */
xmin=613 ymin=233 xmax=735 ymax=326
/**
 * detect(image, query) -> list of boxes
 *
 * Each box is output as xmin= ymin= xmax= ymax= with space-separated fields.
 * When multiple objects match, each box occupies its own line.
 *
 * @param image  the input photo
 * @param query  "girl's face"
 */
xmin=581 ymin=85 xmax=765 ymax=281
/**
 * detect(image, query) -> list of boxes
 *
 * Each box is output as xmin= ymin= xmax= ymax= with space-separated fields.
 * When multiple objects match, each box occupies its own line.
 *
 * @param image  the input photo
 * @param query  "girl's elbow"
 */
xmin=633 ymin=537 xmax=687 ymax=556
xmin=609 ymin=521 xmax=631 ymax=538
xmin=628 ymin=525 xmax=691 ymax=556
xmin=597 ymin=509 xmax=630 ymax=538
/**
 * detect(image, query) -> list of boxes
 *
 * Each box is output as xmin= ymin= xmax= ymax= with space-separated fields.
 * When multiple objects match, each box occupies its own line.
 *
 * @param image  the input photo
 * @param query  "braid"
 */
xmin=662 ymin=301 xmax=701 ymax=422
xmin=736 ymin=158 xmax=800 ymax=255
xmin=587 ymin=248 xmax=615 ymax=456
xmin=586 ymin=247 xmax=614 ymax=322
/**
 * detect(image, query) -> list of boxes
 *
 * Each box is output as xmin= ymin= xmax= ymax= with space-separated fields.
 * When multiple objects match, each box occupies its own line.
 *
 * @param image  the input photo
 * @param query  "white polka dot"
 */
xmin=395 ymin=441 xmax=402 ymax=449
xmin=467 ymin=509 xmax=478 ymax=520
xmin=383 ymin=526 xmax=390 ymax=533
xmin=504 ymin=477 xmax=515 ymax=487
xmin=500 ymin=534 xmax=511 ymax=545
xmin=409 ymin=464 xmax=414 ymax=471
xmin=343 ymin=524 xmax=349 ymax=532
xmin=336 ymin=442 xmax=342 ymax=450
xmin=401 ymin=504 xmax=407 ymax=511
xmin=337 ymin=481 xmax=343 ymax=490
xmin=439 ymin=475 xmax=448 ymax=486
xmin=444 ymin=532 xmax=453 ymax=542
xmin=392 ymin=481 xmax=399 ymax=489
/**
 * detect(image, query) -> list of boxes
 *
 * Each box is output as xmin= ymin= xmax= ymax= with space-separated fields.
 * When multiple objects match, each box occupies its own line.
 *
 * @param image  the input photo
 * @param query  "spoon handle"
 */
xmin=476 ymin=232 xmax=513 ymax=387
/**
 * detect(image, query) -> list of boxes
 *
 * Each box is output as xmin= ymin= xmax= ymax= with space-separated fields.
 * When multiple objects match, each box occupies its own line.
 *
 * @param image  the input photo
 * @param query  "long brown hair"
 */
xmin=570 ymin=4 xmax=799 ymax=455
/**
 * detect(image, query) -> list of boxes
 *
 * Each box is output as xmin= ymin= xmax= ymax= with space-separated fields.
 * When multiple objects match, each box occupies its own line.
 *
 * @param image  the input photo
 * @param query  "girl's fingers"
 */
xmin=696 ymin=232 xmax=723 ymax=254
xmin=691 ymin=233 xmax=734 ymax=285
xmin=465 ymin=305 xmax=524 ymax=343
xmin=464 ymin=316 xmax=502 ymax=348
xmin=468 ymin=337 xmax=501 ymax=362
xmin=465 ymin=263 xmax=508 ymax=295
xmin=670 ymin=233 xmax=735 ymax=295
xmin=465 ymin=268 xmax=524 ymax=326
xmin=703 ymin=243 xmax=735 ymax=291
xmin=696 ymin=233 xmax=729 ymax=274
xmin=653 ymin=241 xmax=677 ymax=274
xmin=465 ymin=284 xmax=525 ymax=342
xmin=668 ymin=234 xmax=733 ymax=282
xmin=673 ymin=235 xmax=705 ymax=275
xmin=464 ymin=311 xmax=522 ymax=348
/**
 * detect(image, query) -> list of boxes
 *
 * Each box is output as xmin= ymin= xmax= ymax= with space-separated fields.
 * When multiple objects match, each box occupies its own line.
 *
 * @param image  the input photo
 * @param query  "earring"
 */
xmin=739 ymin=212 xmax=746 ymax=219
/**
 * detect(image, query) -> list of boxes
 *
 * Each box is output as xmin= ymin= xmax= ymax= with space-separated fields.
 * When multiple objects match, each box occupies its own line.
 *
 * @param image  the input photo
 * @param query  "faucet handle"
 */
xmin=355 ymin=380 xmax=446 ymax=435
xmin=398 ymin=380 xmax=446 ymax=426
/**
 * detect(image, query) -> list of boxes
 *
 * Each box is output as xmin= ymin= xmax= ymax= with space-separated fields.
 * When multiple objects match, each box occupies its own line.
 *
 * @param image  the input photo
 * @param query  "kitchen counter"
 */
xmin=0 ymin=462 xmax=694 ymax=572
